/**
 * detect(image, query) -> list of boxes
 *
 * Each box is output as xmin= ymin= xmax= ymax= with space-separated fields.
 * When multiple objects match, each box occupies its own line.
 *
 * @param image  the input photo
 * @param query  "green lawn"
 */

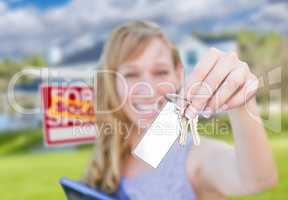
xmin=0 ymin=128 xmax=287 ymax=200
xmin=0 ymin=150 xmax=91 ymax=200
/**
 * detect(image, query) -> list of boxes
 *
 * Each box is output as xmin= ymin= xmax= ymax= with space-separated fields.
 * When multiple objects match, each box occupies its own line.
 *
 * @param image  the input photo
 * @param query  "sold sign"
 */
xmin=41 ymin=85 xmax=96 ymax=146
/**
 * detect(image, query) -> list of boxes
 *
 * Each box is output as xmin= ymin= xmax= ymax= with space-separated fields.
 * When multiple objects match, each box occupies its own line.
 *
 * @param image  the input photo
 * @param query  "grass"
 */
xmin=0 ymin=126 xmax=287 ymax=199
xmin=0 ymin=150 xmax=91 ymax=200
xmin=0 ymin=128 xmax=43 ymax=155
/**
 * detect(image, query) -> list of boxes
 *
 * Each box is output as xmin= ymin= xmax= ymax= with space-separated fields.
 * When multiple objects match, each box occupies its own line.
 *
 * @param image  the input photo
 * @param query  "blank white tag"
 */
xmin=132 ymin=102 xmax=181 ymax=168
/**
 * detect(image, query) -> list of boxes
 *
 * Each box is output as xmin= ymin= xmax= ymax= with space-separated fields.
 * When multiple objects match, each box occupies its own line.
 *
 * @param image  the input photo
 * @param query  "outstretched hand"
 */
xmin=181 ymin=48 xmax=259 ymax=119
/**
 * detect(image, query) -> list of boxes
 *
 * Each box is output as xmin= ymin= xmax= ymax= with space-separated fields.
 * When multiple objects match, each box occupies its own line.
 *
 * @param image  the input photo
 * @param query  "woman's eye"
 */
xmin=124 ymin=72 xmax=139 ymax=79
xmin=155 ymin=70 xmax=169 ymax=76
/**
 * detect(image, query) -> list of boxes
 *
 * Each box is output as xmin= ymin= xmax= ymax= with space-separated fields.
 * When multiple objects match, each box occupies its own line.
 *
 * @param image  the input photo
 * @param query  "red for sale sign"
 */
xmin=41 ymin=85 xmax=96 ymax=146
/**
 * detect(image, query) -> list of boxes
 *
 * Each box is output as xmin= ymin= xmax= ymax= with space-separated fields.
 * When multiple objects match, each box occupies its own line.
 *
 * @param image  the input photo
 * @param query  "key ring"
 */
xmin=165 ymin=93 xmax=200 ymax=145
xmin=165 ymin=93 xmax=188 ymax=103
xmin=165 ymin=93 xmax=193 ymax=117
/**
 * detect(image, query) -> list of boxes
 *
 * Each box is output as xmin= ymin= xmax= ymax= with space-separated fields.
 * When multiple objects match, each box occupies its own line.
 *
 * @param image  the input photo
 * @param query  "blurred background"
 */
xmin=0 ymin=0 xmax=287 ymax=199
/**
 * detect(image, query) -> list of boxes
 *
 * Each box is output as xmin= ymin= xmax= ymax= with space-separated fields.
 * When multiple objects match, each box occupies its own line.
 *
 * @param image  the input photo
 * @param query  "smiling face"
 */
xmin=116 ymin=38 xmax=182 ymax=129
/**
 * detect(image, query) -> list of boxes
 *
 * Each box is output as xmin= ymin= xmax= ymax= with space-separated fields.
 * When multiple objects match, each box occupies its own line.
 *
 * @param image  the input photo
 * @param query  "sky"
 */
xmin=0 ymin=0 xmax=287 ymax=59
xmin=4 ymin=0 xmax=69 ymax=10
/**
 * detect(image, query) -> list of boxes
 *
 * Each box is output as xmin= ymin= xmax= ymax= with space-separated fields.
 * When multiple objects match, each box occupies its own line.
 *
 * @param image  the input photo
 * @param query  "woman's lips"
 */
xmin=134 ymin=103 xmax=158 ymax=111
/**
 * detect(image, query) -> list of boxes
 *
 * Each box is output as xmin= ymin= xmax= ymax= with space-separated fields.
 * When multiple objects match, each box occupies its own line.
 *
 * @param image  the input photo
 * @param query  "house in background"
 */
xmin=45 ymin=40 xmax=104 ymax=82
xmin=177 ymin=36 xmax=238 ymax=71
xmin=2 ymin=41 xmax=104 ymax=131
xmin=177 ymin=36 xmax=208 ymax=70
xmin=46 ymin=35 xmax=237 ymax=79
xmin=204 ymin=38 xmax=238 ymax=52
xmin=6 ymin=35 xmax=238 ymax=131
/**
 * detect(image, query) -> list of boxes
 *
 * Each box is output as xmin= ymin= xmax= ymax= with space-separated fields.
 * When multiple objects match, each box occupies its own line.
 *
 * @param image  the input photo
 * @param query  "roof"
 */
xmin=59 ymin=40 xmax=104 ymax=67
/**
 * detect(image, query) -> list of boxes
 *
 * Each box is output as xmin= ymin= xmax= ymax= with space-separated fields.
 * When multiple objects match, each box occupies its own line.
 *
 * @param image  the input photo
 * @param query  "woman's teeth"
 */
xmin=134 ymin=103 xmax=159 ymax=111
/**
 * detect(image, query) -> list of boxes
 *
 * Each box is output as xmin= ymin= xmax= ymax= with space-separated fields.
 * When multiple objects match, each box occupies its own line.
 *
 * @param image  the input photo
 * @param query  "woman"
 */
xmin=83 ymin=21 xmax=278 ymax=200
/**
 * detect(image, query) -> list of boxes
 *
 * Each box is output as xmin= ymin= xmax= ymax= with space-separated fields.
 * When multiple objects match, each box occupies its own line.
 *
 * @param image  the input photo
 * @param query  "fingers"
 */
xmin=224 ymin=74 xmax=259 ymax=110
xmin=177 ymin=48 xmax=221 ymax=115
xmin=205 ymin=61 xmax=249 ymax=114
xmin=183 ymin=48 xmax=222 ymax=100
xmin=187 ymin=52 xmax=238 ymax=114
xmin=181 ymin=48 xmax=257 ymax=120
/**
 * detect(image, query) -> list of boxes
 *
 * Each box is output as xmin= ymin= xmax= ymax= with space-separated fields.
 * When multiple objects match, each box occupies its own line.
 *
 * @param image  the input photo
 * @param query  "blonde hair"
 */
xmin=82 ymin=20 xmax=182 ymax=193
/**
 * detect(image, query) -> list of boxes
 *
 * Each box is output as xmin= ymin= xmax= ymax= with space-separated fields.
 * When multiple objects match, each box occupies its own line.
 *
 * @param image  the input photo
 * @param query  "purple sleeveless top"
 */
xmin=120 ymin=137 xmax=197 ymax=200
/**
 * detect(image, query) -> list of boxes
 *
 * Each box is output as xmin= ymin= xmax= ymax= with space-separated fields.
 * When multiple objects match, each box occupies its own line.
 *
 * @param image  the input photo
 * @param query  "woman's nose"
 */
xmin=132 ymin=76 xmax=155 ymax=96
xmin=133 ymin=81 xmax=154 ymax=96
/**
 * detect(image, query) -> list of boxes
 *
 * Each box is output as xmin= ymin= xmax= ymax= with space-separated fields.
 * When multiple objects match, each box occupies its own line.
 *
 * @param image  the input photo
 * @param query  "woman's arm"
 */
xmin=184 ymin=48 xmax=278 ymax=196
xmin=227 ymin=97 xmax=278 ymax=192
xmin=187 ymin=98 xmax=278 ymax=197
